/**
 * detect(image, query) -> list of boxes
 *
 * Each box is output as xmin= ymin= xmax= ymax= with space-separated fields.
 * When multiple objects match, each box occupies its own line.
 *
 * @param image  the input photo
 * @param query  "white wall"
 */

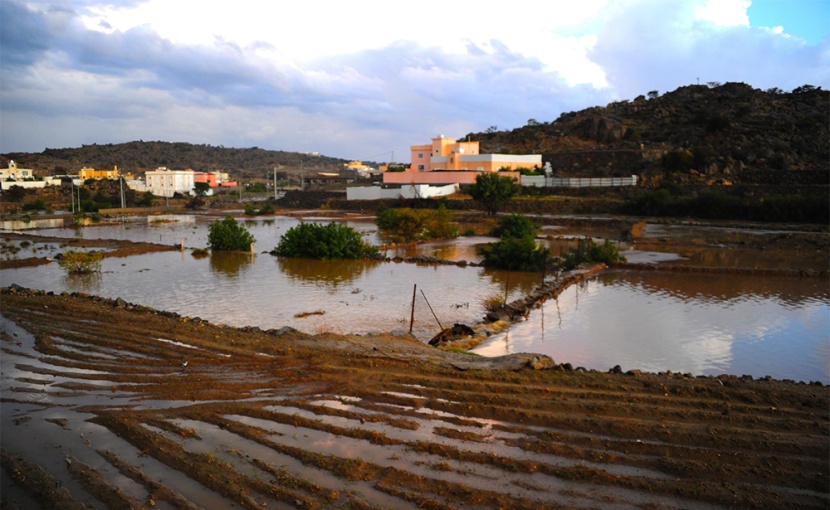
xmin=522 ymin=175 xmax=638 ymax=188
xmin=347 ymin=183 xmax=459 ymax=200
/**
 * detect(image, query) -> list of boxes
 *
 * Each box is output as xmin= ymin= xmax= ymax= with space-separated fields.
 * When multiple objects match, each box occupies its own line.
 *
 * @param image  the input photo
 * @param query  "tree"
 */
xmin=273 ymin=222 xmax=378 ymax=259
xmin=193 ymin=182 xmax=211 ymax=197
xmin=466 ymin=172 xmax=519 ymax=215
xmin=4 ymin=185 xmax=28 ymax=202
xmin=207 ymin=215 xmax=256 ymax=251
xmin=647 ymin=90 xmax=659 ymax=100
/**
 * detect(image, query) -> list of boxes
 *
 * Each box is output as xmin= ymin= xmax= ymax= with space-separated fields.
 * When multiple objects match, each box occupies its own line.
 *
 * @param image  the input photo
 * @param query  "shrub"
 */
xmin=22 ymin=199 xmax=46 ymax=212
xmin=478 ymin=236 xmax=550 ymax=271
xmin=377 ymin=207 xmax=428 ymax=243
xmin=58 ymin=250 xmax=103 ymax=274
xmin=207 ymin=215 xmax=256 ymax=251
xmin=424 ymin=204 xmax=458 ymax=240
xmin=273 ymin=222 xmax=378 ymax=259
xmin=490 ymin=214 xmax=539 ymax=239
xmin=559 ymin=238 xmax=625 ymax=270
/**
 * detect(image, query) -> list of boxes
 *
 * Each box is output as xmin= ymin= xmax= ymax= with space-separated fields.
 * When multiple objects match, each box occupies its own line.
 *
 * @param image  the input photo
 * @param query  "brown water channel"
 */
xmin=1 ymin=213 xmax=828 ymax=383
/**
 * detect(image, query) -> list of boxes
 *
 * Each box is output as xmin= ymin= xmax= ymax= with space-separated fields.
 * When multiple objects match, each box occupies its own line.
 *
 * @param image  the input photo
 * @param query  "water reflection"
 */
xmin=276 ymin=256 xmax=380 ymax=288
xmin=209 ymin=251 xmax=255 ymax=278
xmin=473 ymin=271 xmax=830 ymax=383
xmin=62 ymin=272 xmax=102 ymax=293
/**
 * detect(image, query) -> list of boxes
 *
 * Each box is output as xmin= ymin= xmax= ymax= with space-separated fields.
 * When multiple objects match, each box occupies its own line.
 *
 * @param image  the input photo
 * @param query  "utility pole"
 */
xmin=273 ymin=166 xmax=277 ymax=199
xmin=119 ymin=176 xmax=126 ymax=208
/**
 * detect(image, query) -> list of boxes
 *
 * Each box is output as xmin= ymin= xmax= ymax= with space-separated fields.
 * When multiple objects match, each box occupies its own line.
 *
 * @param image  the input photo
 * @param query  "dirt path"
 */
xmin=2 ymin=287 xmax=827 ymax=509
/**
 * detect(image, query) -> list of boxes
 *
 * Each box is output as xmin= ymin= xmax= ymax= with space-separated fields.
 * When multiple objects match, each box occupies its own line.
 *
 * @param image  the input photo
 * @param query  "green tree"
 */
xmin=273 ymin=222 xmax=377 ymax=259
xmin=466 ymin=172 xmax=519 ymax=215
xmin=207 ymin=215 xmax=256 ymax=251
xmin=193 ymin=182 xmax=211 ymax=197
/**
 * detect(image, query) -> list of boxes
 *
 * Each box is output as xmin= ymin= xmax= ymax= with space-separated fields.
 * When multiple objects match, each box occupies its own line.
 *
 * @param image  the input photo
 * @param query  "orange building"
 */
xmin=79 ymin=166 xmax=119 ymax=180
xmin=384 ymin=135 xmax=540 ymax=185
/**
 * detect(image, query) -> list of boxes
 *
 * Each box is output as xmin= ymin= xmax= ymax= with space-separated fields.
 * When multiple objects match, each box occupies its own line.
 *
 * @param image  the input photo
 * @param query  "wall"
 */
xmin=384 ymin=171 xmax=520 ymax=186
xmin=522 ymin=175 xmax=638 ymax=188
xmin=347 ymin=183 xmax=459 ymax=200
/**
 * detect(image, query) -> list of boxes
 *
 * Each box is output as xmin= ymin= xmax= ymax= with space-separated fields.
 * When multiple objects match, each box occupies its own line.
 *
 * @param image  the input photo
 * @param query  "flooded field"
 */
xmin=1 ymin=212 xmax=828 ymax=384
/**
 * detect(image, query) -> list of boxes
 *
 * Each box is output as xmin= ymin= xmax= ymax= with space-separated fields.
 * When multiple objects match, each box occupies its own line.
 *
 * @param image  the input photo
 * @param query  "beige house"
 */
xmin=383 ymin=135 xmax=539 ymax=186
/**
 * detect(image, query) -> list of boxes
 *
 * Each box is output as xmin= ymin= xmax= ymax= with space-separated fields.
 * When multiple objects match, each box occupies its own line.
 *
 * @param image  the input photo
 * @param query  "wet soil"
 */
xmin=1 ymin=287 xmax=828 ymax=509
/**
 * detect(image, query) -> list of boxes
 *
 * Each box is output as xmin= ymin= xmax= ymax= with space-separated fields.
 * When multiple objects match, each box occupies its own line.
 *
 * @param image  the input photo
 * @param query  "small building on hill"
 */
xmin=79 ymin=166 xmax=119 ymax=180
xmin=383 ymin=135 xmax=539 ymax=186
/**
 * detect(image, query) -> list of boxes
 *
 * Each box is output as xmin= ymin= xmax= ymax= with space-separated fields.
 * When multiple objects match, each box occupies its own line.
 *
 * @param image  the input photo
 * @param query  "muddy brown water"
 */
xmin=2 ymin=213 xmax=827 ymax=384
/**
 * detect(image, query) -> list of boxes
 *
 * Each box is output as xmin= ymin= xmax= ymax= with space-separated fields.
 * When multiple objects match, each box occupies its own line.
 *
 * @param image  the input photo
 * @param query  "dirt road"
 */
xmin=1 ymin=287 xmax=827 ymax=509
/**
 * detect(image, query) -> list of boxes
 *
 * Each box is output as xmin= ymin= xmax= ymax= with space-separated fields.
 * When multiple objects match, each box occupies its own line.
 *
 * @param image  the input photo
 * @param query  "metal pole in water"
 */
xmin=420 ymin=289 xmax=444 ymax=330
xmin=409 ymin=284 xmax=417 ymax=334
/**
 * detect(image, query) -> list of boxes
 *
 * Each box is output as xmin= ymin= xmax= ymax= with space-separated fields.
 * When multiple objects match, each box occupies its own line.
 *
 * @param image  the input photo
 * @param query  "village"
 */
xmin=1 ymin=135 xmax=639 ymax=209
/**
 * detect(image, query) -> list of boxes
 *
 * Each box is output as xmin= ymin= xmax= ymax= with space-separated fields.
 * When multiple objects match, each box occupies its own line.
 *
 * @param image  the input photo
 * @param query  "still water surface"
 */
xmin=2 ymin=214 xmax=828 ymax=382
xmin=472 ymin=270 xmax=829 ymax=383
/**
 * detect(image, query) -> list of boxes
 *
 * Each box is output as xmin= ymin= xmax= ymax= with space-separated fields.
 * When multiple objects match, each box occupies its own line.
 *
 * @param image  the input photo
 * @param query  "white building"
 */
xmin=1 ymin=160 xmax=35 ymax=181
xmin=144 ymin=167 xmax=196 ymax=197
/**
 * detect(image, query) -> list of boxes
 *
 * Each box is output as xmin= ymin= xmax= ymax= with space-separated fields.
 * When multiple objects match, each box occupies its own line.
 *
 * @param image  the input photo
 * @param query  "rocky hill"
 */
xmin=466 ymin=82 xmax=829 ymax=187
xmin=3 ymin=83 xmax=826 ymax=190
xmin=0 ymin=141 xmax=349 ymax=179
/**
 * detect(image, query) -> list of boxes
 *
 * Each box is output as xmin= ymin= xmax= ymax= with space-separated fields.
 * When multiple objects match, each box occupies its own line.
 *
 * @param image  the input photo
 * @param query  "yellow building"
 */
xmin=79 ymin=166 xmax=119 ymax=180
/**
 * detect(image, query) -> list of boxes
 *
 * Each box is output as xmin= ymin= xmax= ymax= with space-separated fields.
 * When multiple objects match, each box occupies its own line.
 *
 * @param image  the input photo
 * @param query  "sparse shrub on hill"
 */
xmin=273 ymin=222 xmax=378 ymax=259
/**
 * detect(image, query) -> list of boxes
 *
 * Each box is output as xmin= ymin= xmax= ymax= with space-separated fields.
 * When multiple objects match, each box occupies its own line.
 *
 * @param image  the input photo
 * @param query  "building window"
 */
xmin=418 ymin=153 xmax=423 ymax=159
xmin=417 ymin=164 xmax=424 ymax=170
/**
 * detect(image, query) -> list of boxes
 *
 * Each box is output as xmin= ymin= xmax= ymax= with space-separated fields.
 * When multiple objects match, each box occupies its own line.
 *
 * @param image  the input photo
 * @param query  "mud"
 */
xmin=1 ymin=287 xmax=828 ymax=509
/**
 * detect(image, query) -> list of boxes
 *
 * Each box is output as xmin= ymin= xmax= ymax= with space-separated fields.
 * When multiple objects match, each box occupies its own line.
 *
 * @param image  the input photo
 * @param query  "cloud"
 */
xmin=1 ymin=0 xmax=827 ymax=160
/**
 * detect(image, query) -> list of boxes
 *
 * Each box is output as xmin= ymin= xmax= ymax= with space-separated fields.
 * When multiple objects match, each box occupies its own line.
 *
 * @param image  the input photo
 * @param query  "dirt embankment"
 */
xmin=1 ymin=287 xmax=828 ymax=509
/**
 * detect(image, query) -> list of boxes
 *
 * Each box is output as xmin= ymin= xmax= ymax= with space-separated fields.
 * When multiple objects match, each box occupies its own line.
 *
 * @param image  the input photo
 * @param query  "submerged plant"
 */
xmin=58 ymin=250 xmax=103 ymax=274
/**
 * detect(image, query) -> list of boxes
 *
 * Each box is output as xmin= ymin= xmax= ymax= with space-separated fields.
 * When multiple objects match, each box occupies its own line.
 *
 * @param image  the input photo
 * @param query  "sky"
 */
xmin=1 ymin=0 xmax=828 ymax=164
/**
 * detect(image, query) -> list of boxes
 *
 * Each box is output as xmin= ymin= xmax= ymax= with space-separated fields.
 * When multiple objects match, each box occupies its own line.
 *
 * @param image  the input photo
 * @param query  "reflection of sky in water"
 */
xmin=473 ymin=271 xmax=830 ymax=383
xmin=0 ymin=250 xmax=538 ymax=343
xmin=20 ymin=215 xmax=381 ymax=249
xmin=3 ymin=217 xmax=827 ymax=383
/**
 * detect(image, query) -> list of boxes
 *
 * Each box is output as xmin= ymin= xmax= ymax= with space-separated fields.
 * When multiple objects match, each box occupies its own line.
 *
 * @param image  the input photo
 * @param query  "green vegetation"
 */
xmin=559 ymin=238 xmax=626 ymax=270
xmin=246 ymin=182 xmax=267 ymax=193
xmin=490 ymin=214 xmax=538 ymax=239
xmin=58 ymin=250 xmax=103 ymax=274
xmin=477 ymin=214 xmax=550 ymax=271
xmin=244 ymin=203 xmax=275 ymax=216
xmin=207 ymin=215 xmax=256 ymax=251
xmin=478 ymin=236 xmax=551 ymax=271
xmin=273 ymin=222 xmax=378 ymax=259
xmin=193 ymin=182 xmax=211 ymax=197
xmin=466 ymin=172 xmax=519 ymax=215
xmin=376 ymin=205 xmax=458 ymax=244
